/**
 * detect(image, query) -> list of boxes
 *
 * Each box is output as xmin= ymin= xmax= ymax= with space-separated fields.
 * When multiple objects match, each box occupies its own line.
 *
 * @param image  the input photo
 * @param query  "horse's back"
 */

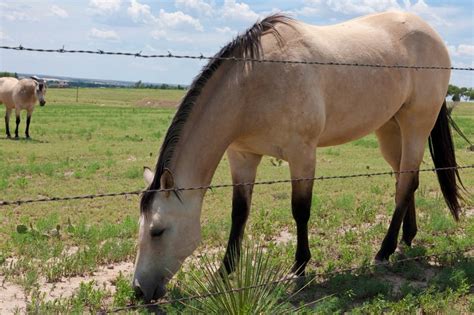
xmin=237 ymin=12 xmax=450 ymax=151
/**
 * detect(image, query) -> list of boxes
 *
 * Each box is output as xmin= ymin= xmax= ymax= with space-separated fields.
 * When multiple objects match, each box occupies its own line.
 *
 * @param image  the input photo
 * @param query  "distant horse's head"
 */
xmin=132 ymin=167 xmax=201 ymax=302
xmin=31 ymin=76 xmax=47 ymax=106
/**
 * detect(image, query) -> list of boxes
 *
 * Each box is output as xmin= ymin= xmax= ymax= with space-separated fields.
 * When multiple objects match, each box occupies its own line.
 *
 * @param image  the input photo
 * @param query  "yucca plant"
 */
xmin=182 ymin=243 xmax=294 ymax=314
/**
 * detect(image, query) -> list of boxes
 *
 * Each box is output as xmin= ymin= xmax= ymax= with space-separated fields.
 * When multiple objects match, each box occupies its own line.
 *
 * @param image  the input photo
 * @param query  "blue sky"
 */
xmin=1 ymin=0 xmax=472 ymax=86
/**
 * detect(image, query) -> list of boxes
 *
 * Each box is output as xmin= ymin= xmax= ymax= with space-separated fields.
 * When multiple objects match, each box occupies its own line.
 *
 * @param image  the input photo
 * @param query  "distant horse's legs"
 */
xmin=375 ymin=119 xmax=417 ymax=247
xmin=14 ymin=109 xmax=21 ymax=139
xmin=5 ymin=108 xmax=11 ymax=138
xmin=25 ymin=109 xmax=33 ymax=138
xmin=288 ymin=149 xmax=315 ymax=276
xmin=220 ymin=149 xmax=261 ymax=274
xmin=375 ymin=113 xmax=431 ymax=261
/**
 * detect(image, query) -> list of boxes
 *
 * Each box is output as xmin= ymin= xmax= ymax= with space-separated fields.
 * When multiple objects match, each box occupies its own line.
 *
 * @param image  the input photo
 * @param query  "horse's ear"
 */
xmin=160 ymin=168 xmax=174 ymax=197
xmin=143 ymin=167 xmax=154 ymax=186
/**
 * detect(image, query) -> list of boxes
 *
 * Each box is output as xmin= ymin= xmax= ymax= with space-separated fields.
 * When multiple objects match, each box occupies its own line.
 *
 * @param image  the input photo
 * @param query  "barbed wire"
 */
xmin=105 ymin=246 xmax=473 ymax=313
xmin=0 ymin=165 xmax=472 ymax=207
xmin=1 ymin=45 xmax=473 ymax=71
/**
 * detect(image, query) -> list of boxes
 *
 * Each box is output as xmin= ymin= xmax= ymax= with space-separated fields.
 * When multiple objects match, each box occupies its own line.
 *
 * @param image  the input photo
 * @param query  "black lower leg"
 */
xmin=15 ymin=116 xmax=20 ymax=138
xmin=291 ymin=186 xmax=312 ymax=276
xmin=402 ymin=197 xmax=417 ymax=246
xmin=376 ymin=177 xmax=418 ymax=261
xmin=5 ymin=115 xmax=10 ymax=138
xmin=375 ymin=205 xmax=406 ymax=261
xmin=25 ymin=115 xmax=31 ymax=138
xmin=221 ymin=186 xmax=251 ymax=274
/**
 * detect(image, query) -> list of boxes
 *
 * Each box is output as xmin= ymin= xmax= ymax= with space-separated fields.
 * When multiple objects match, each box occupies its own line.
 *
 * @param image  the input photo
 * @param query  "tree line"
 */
xmin=447 ymin=84 xmax=474 ymax=102
xmin=0 ymin=71 xmax=19 ymax=78
xmin=134 ymin=80 xmax=187 ymax=90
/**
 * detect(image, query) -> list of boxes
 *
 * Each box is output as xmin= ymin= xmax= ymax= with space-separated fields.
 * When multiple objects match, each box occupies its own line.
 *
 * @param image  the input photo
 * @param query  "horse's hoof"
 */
xmin=374 ymin=252 xmax=389 ymax=264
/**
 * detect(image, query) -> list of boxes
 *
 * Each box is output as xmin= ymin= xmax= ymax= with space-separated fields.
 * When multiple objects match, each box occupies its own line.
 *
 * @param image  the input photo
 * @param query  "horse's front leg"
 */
xmin=14 ymin=109 xmax=21 ymax=139
xmin=288 ymin=150 xmax=316 ymax=276
xmin=25 ymin=110 xmax=33 ymax=139
xmin=220 ymin=149 xmax=261 ymax=275
xmin=5 ymin=108 xmax=11 ymax=138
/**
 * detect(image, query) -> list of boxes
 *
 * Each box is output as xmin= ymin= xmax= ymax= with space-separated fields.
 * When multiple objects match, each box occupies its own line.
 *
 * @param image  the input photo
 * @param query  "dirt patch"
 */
xmin=274 ymin=228 xmax=295 ymax=245
xmin=135 ymin=98 xmax=178 ymax=108
xmin=0 ymin=275 xmax=26 ymax=314
xmin=465 ymin=207 xmax=474 ymax=218
xmin=39 ymin=261 xmax=134 ymax=301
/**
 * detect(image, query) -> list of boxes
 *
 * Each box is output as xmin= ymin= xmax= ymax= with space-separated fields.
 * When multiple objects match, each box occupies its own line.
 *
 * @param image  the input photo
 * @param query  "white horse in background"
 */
xmin=0 ymin=76 xmax=47 ymax=139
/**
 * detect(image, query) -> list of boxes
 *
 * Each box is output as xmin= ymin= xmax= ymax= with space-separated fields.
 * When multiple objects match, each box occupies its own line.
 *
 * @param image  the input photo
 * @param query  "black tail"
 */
xmin=428 ymin=101 xmax=463 ymax=221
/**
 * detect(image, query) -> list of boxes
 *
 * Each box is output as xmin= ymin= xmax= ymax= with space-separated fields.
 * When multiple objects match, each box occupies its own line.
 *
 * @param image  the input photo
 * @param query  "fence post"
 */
xmin=76 ymin=86 xmax=79 ymax=102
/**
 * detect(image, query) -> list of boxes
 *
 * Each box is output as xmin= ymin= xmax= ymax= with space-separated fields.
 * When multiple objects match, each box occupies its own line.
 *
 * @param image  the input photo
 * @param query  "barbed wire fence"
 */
xmin=1 ymin=165 xmax=473 ymax=207
xmin=2 ymin=45 xmax=474 ymax=71
xmin=1 ymin=43 xmax=473 ymax=312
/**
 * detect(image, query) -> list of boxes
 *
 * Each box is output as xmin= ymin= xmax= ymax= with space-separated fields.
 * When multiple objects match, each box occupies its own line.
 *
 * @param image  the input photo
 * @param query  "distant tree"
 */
xmin=135 ymin=80 xmax=143 ymax=88
xmin=0 ymin=71 xmax=17 ymax=78
xmin=452 ymin=94 xmax=460 ymax=102
xmin=160 ymin=83 xmax=169 ymax=90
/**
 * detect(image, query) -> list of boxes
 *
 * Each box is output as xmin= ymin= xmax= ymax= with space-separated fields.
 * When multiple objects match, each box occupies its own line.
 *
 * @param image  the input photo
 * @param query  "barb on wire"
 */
xmin=106 ymin=247 xmax=472 ymax=313
xmin=1 ymin=45 xmax=474 ymax=71
xmin=0 ymin=165 xmax=472 ymax=207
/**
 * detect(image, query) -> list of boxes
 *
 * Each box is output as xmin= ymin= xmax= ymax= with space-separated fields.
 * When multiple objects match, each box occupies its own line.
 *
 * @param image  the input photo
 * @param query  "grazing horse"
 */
xmin=132 ymin=12 xmax=462 ymax=302
xmin=0 ymin=76 xmax=47 ymax=139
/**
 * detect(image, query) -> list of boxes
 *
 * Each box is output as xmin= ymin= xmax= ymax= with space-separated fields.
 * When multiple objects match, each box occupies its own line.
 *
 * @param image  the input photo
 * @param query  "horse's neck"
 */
xmin=170 ymin=67 xmax=240 ymax=190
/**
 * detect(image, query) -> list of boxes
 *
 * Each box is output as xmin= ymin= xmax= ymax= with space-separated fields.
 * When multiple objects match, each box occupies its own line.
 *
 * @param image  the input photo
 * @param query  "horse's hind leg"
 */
xmin=375 ymin=119 xmax=417 ymax=248
xmin=375 ymin=111 xmax=434 ymax=261
xmin=288 ymin=148 xmax=316 ymax=276
xmin=220 ymin=149 xmax=262 ymax=274
xmin=5 ymin=108 xmax=11 ymax=138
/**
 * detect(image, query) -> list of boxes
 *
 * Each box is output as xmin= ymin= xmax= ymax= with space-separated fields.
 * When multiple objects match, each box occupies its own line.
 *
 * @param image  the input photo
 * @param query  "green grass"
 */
xmin=0 ymin=89 xmax=473 ymax=313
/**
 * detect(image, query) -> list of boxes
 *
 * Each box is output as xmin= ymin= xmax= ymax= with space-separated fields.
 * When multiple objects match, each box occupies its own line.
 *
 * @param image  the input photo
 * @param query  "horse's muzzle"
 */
xmin=40 ymin=101 xmax=46 ymax=106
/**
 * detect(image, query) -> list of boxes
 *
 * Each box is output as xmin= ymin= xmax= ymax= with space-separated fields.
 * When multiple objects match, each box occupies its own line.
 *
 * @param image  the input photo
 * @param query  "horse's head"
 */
xmin=31 ymin=76 xmax=47 ymax=106
xmin=132 ymin=167 xmax=202 ymax=302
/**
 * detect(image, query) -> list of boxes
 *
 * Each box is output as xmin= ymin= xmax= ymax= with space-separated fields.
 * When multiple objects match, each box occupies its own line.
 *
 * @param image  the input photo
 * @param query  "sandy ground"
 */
xmin=0 ymin=261 xmax=134 ymax=314
xmin=0 ymin=276 xmax=26 ymax=314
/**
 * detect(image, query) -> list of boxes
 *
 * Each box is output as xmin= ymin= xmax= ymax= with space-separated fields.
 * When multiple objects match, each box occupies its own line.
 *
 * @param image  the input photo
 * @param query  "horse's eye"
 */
xmin=151 ymin=228 xmax=165 ymax=238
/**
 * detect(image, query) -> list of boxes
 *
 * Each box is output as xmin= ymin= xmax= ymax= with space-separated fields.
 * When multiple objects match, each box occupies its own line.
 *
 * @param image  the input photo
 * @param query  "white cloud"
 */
xmin=157 ymin=9 xmax=203 ymax=31
xmin=175 ymin=0 xmax=214 ymax=16
xmin=0 ymin=3 xmax=38 ymax=22
xmin=127 ymin=0 xmax=155 ymax=23
xmin=51 ymin=5 xmax=69 ymax=18
xmin=458 ymin=44 xmax=474 ymax=57
xmin=215 ymin=26 xmax=235 ymax=34
xmin=448 ymin=44 xmax=474 ymax=57
xmin=151 ymin=29 xmax=193 ymax=42
xmin=293 ymin=6 xmax=321 ymax=17
xmin=221 ymin=0 xmax=259 ymax=22
xmin=0 ymin=30 xmax=8 ymax=41
xmin=89 ymin=0 xmax=121 ymax=14
xmin=403 ymin=0 xmax=450 ymax=26
xmin=325 ymin=0 xmax=400 ymax=15
xmin=89 ymin=28 xmax=120 ymax=40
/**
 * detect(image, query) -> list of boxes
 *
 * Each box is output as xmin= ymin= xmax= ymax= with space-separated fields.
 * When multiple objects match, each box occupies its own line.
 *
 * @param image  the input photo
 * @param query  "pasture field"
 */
xmin=0 ymin=88 xmax=473 ymax=313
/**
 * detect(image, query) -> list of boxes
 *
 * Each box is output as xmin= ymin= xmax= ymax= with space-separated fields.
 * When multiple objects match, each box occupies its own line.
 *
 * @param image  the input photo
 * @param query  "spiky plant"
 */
xmin=182 ymin=243 xmax=294 ymax=314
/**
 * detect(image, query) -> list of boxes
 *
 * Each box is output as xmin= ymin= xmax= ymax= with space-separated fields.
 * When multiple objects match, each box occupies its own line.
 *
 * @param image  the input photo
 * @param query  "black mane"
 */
xmin=141 ymin=14 xmax=291 ymax=212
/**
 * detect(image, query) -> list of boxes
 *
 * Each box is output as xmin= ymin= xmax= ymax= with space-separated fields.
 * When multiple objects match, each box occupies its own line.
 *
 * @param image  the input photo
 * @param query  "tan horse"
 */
xmin=133 ymin=12 xmax=462 ymax=302
xmin=0 ymin=76 xmax=47 ymax=138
